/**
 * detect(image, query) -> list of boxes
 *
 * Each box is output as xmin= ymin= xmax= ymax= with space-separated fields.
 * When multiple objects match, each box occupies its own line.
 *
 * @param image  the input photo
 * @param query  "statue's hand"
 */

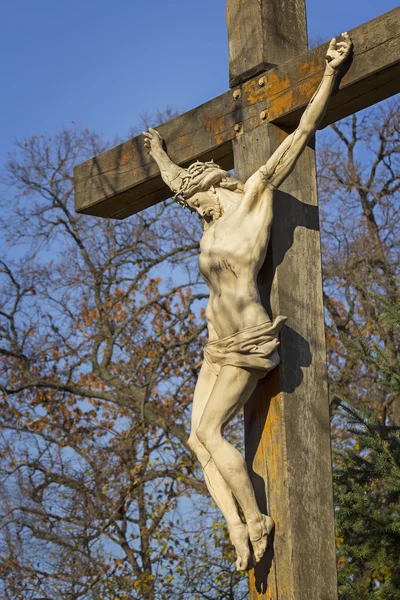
xmin=143 ymin=127 xmax=164 ymax=156
xmin=325 ymin=32 xmax=352 ymax=71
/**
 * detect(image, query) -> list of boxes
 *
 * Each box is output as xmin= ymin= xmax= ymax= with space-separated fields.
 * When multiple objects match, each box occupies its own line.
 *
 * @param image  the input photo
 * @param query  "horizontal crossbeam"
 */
xmin=74 ymin=7 xmax=400 ymax=219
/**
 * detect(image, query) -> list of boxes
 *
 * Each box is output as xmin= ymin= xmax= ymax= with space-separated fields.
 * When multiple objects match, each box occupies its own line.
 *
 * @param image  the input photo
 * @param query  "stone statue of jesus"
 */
xmin=143 ymin=34 xmax=352 ymax=571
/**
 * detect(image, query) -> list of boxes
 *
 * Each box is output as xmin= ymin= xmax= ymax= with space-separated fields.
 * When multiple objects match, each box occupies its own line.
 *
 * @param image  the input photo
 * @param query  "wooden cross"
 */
xmin=74 ymin=3 xmax=400 ymax=598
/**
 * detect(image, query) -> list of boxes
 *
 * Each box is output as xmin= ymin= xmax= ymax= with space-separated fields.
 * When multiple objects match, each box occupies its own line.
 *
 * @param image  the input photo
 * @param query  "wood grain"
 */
xmin=226 ymin=0 xmax=307 ymax=87
xmin=74 ymin=6 xmax=400 ymax=219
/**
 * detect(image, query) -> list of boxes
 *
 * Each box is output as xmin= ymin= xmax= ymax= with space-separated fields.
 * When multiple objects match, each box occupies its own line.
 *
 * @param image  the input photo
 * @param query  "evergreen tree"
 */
xmin=333 ymin=297 xmax=400 ymax=599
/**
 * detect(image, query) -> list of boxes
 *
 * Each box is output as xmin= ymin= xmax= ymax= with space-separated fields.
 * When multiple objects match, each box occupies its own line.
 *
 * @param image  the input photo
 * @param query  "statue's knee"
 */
xmin=188 ymin=432 xmax=205 ymax=455
xmin=187 ymin=433 xmax=198 ymax=452
xmin=196 ymin=424 xmax=218 ymax=451
xmin=188 ymin=432 xmax=211 ymax=466
xmin=195 ymin=425 xmax=207 ymax=448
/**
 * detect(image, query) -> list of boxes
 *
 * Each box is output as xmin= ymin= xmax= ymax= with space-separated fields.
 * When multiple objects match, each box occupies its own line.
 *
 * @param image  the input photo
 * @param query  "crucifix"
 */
xmin=74 ymin=3 xmax=400 ymax=598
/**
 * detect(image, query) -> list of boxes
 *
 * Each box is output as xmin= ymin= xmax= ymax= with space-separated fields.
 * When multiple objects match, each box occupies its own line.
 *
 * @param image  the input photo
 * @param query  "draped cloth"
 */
xmin=204 ymin=316 xmax=287 ymax=378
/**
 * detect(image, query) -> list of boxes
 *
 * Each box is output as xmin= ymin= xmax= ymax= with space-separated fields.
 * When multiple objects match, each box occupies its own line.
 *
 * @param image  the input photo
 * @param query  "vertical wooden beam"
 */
xmin=226 ymin=0 xmax=308 ymax=87
xmin=227 ymin=2 xmax=338 ymax=598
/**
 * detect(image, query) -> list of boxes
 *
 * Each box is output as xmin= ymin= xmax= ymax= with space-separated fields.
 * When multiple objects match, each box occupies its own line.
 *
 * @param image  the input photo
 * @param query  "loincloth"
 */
xmin=204 ymin=316 xmax=287 ymax=378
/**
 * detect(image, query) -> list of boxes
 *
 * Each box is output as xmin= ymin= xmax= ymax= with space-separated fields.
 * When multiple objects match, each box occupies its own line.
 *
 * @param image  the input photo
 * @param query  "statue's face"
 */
xmin=186 ymin=190 xmax=219 ymax=221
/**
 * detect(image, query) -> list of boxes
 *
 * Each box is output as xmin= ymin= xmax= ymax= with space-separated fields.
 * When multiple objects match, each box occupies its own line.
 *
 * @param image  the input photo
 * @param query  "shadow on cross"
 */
xmin=245 ymin=189 xmax=318 ymax=591
xmin=258 ymin=188 xmax=320 ymax=318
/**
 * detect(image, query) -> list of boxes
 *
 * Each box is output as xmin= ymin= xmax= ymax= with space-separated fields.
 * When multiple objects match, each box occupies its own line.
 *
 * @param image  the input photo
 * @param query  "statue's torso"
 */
xmin=199 ymin=185 xmax=274 ymax=340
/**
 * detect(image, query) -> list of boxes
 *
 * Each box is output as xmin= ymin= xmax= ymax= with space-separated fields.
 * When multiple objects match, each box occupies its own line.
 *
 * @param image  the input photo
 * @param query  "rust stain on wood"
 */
xmin=242 ymin=78 xmax=266 ymax=105
xmin=265 ymin=69 xmax=292 ymax=97
xmin=226 ymin=5 xmax=231 ymax=30
xmin=268 ymin=74 xmax=320 ymax=122
xmin=120 ymin=147 xmax=134 ymax=165
xmin=201 ymin=116 xmax=229 ymax=146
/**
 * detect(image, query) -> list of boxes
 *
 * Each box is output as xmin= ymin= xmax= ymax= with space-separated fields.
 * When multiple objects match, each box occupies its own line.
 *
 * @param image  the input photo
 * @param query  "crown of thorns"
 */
xmin=172 ymin=160 xmax=224 ymax=208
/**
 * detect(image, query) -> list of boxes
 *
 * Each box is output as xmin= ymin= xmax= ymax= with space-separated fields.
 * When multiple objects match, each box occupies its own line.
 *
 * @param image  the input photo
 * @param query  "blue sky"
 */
xmin=1 ymin=0 xmax=399 ymax=174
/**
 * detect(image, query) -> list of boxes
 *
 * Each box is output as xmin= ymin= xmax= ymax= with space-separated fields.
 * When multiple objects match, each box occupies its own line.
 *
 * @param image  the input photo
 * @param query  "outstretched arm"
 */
xmin=143 ymin=128 xmax=186 ymax=195
xmin=245 ymin=33 xmax=352 ymax=193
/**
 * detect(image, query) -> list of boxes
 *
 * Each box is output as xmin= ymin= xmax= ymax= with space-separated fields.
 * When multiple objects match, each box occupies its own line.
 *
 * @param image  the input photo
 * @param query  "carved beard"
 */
xmin=202 ymin=189 xmax=223 ymax=231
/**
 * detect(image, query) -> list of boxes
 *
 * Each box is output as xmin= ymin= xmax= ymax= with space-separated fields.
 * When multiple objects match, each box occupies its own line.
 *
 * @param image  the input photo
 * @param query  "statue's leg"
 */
xmin=188 ymin=360 xmax=251 ymax=570
xmin=196 ymin=364 xmax=274 ymax=563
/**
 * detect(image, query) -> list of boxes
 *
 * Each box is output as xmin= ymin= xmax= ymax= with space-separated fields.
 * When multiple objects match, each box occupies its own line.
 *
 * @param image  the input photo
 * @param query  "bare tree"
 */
xmin=0 ymin=125 xmax=247 ymax=599
xmin=318 ymin=100 xmax=400 ymax=428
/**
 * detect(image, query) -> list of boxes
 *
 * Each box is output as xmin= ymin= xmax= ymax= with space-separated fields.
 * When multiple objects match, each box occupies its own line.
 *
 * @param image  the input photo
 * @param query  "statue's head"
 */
xmin=173 ymin=161 xmax=244 ymax=228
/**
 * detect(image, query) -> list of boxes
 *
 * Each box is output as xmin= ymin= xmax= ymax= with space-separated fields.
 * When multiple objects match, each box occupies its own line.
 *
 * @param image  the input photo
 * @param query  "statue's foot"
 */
xmin=229 ymin=522 xmax=251 ymax=571
xmin=249 ymin=515 xmax=274 ymax=563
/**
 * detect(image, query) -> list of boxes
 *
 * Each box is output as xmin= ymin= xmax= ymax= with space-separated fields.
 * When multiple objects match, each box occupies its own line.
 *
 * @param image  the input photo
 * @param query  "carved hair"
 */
xmin=173 ymin=160 xmax=244 ymax=208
